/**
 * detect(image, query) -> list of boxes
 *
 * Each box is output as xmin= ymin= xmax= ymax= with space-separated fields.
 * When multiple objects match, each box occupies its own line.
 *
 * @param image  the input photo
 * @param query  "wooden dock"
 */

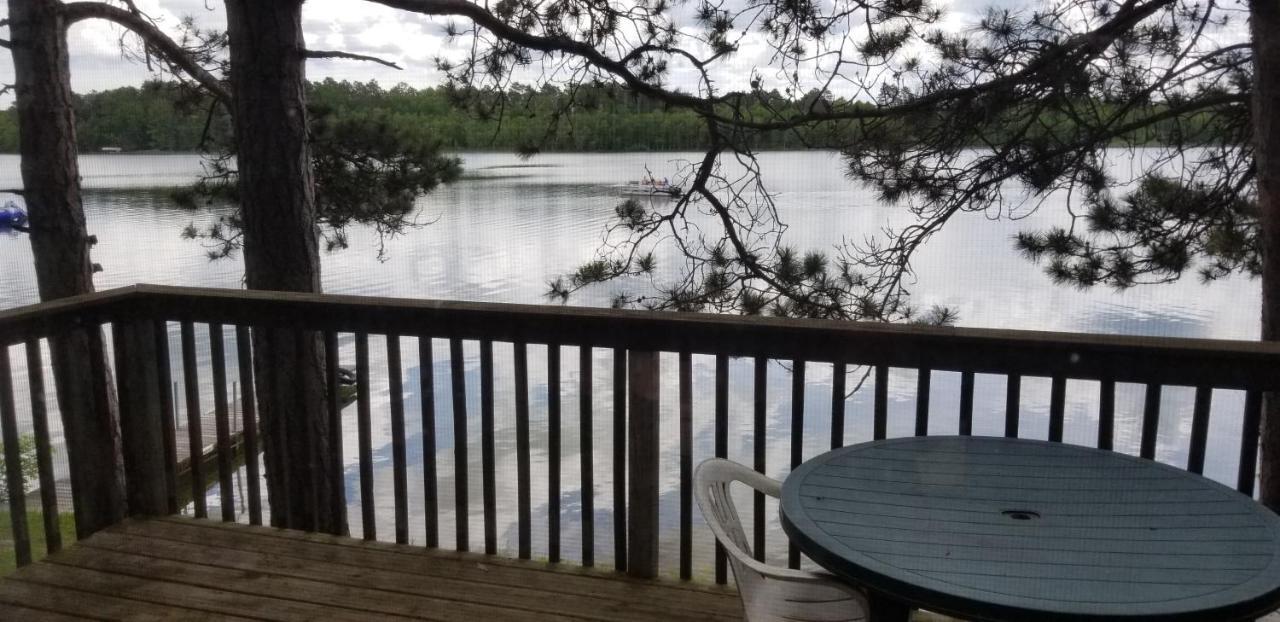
xmin=31 ymin=402 xmax=249 ymax=513
xmin=0 ymin=516 xmax=743 ymax=621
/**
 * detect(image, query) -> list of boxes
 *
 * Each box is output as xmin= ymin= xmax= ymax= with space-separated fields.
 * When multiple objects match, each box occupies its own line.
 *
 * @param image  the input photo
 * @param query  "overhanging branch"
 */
xmin=367 ymin=0 xmax=1178 ymax=131
xmin=60 ymin=2 xmax=231 ymax=107
xmin=304 ymin=49 xmax=402 ymax=70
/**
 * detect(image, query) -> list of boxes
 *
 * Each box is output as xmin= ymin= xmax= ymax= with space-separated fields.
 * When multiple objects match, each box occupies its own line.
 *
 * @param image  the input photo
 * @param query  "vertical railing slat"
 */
xmin=449 ymin=337 xmax=468 ymax=551
xmin=713 ymin=353 xmax=728 ymax=584
xmin=355 ymin=333 xmax=375 ymax=541
xmin=1238 ymin=390 xmax=1262 ymax=496
xmin=788 ymin=360 xmax=805 ymax=569
xmin=180 ymin=321 xmax=206 ymax=519
xmin=25 ymin=340 xmax=61 ymax=553
xmin=480 ymin=339 xmax=497 ymax=555
xmin=548 ymin=343 xmax=562 ymax=564
xmin=515 ymin=341 xmax=532 ymax=560
xmin=958 ymin=371 xmax=974 ymax=436
xmin=1005 ymin=375 xmax=1021 ymax=438
xmin=208 ymin=324 xmax=235 ymax=522
xmin=678 ymin=350 xmax=693 ymax=581
xmin=1048 ymin=375 xmax=1065 ymax=443
xmin=388 ymin=336 xmax=409 ymax=544
xmin=418 ymin=337 xmax=438 ymax=548
xmin=753 ymin=357 xmax=767 ymax=564
xmin=240 ymin=327 xmax=262 ymax=526
xmin=612 ymin=348 xmax=627 ymax=572
xmin=153 ymin=324 xmax=179 ymax=516
xmin=321 ymin=332 xmax=343 ymax=535
xmin=1097 ymin=379 xmax=1115 ymax=451
xmin=579 ymin=345 xmax=594 ymax=566
xmin=626 ymin=350 xmax=659 ymax=579
xmin=873 ymin=365 xmax=888 ymax=440
xmin=0 ymin=346 xmax=31 ymax=567
xmin=831 ymin=362 xmax=846 ymax=449
xmin=1141 ymin=384 xmax=1161 ymax=460
xmin=914 ymin=368 xmax=931 ymax=437
xmin=1187 ymin=386 xmax=1212 ymax=475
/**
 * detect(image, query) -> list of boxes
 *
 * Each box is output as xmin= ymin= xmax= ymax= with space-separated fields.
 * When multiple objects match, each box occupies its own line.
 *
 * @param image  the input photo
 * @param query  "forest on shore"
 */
xmin=0 ymin=78 xmax=1218 ymax=155
xmin=0 ymin=79 xmax=825 ymax=153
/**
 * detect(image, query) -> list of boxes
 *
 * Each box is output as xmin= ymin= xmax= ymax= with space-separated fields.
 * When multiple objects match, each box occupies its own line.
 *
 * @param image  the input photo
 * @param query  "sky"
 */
xmin=2 ymin=0 xmax=1243 ymax=106
xmin=0 ymin=0 xmax=1010 ymax=106
xmin=6 ymin=0 xmax=456 ymax=99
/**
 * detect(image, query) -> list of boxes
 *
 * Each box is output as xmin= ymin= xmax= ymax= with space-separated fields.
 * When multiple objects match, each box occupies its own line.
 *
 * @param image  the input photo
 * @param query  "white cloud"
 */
xmin=1 ymin=0 xmax=1243 ymax=108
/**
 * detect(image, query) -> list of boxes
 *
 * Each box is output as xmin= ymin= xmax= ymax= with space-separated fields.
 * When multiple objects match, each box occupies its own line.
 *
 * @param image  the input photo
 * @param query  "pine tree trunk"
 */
xmin=225 ymin=0 xmax=347 ymax=534
xmin=7 ymin=0 xmax=125 ymax=537
xmin=1254 ymin=0 xmax=1280 ymax=512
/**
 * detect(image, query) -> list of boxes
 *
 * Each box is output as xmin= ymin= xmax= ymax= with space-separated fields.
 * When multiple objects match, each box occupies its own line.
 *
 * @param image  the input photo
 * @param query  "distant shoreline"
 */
xmin=0 ymin=144 xmax=1198 ymax=157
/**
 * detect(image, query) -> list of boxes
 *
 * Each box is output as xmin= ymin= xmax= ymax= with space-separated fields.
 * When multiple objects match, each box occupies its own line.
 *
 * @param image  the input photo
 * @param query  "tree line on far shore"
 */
xmin=0 ymin=79 xmax=750 ymax=153
xmin=0 ymin=78 xmax=1227 ymax=155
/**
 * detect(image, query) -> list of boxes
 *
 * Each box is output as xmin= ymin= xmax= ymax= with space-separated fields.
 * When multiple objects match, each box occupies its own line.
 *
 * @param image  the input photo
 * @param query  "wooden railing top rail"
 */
xmin=2 ymin=283 xmax=1279 ymax=390
xmin=0 ymin=286 xmax=135 ymax=345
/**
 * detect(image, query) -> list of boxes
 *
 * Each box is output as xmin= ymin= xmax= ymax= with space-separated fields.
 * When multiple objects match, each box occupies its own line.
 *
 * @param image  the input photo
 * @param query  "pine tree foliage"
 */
xmin=373 ymin=0 xmax=1253 ymax=322
xmin=175 ymin=105 xmax=462 ymax=260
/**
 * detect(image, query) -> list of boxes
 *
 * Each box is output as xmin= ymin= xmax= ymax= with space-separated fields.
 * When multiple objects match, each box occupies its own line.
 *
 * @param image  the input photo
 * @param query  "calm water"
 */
xmin=0 ymin=151 xmax=1257 ymax=576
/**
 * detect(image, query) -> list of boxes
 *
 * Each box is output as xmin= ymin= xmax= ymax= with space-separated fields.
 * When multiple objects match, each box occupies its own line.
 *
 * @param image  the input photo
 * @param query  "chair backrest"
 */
xmin=694 ymin=458 xmax=869 ymax=622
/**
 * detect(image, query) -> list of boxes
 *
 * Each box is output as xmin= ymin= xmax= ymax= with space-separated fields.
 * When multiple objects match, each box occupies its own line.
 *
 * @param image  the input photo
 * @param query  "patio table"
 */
xmin=779 ymin=436 xmax=1280 ymax=622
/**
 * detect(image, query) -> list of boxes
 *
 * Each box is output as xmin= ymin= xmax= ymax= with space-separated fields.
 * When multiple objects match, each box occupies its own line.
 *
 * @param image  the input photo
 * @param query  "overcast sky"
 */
xmin=0 ymin=0 xmax=452 ymax=102
xmin=7 ymin=0 xmax=1236 ymax=106
xmin=0 ymin=0 xmax=1019 ymax=106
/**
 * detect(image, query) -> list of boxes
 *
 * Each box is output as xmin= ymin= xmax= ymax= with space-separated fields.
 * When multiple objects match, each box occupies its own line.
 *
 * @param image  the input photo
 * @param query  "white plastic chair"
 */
xmin=694 ymin=458 xmax=870 ymax=622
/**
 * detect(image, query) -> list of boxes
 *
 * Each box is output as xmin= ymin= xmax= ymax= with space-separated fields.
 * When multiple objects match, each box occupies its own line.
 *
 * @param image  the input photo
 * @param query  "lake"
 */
xmin=0 ymin=151 xmax=1259 ymax=577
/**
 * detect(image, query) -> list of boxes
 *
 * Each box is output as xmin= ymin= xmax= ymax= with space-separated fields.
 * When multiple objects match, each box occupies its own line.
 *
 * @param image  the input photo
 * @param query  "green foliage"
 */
xmin=176 ymin=86 xmax=464 ymax=260
xmin=1016 ymin=176 xmax=1259 ymax=288
xmin=0 ymin=111 xmax=18 ymax=153
xmin=0 ymin=510 xmax=77 ymax=574
xmin=842 ymin=0 xmax=1255 ymax=295
xmin=309 ymin=107 xmax=463 ymax=252
xmin=0 ymin=436 xmax=39 ymax=501
xmin=0 ymin=79 xmax=882 ymax=154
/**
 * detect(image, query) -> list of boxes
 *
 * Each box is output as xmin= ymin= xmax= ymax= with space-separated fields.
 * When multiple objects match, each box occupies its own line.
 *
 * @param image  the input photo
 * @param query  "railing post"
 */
xmin=627 ymin=350 xmax=659 ymax=579
xmin=112 ymin=319 xmax=170 ymax=516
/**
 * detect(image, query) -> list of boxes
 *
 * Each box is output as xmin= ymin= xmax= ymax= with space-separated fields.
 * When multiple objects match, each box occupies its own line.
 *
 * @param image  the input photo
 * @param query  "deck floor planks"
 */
xmin=79 ymin=532 xmax=727 ymax=622
xmin=0 ymin=602 xmax=89 ymax=622
xmin=0 ymin=577 xmax=212 ymax=622
xmin=45 ymin=547 xmax=557 ymax=622
xmin=0 ymin=516 xmax=743 ymax=621
xmin=9 ymin=562 xmax=376 ymax=621
xmin=138 ymin=516 xmax=740 ymax=617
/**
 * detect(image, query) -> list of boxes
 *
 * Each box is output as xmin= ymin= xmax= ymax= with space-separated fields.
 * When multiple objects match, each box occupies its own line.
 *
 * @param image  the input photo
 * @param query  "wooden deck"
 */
xmin=0 ymin=516 xmax=743 ymax=621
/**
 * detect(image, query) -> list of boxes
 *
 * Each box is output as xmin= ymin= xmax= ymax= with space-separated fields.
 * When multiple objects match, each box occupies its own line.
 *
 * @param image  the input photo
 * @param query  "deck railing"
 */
xmin=2 ymin=284 xmax=1280 ymax=582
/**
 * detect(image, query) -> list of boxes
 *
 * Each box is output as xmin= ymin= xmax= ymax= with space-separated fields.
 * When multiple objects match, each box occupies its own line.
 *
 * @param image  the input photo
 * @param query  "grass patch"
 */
xmin=0 ymin=509 xmax=77 ymax=574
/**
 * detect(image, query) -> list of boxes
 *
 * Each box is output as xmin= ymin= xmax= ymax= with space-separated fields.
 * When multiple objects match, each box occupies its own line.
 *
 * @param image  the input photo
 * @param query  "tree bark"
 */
xmin=1254 ymin=0 xmax=1280 ymax=512
xmin=225 ymin=0 xmax=346 ymax=534
xmin=7 ymin=0 xmax=126 ymax=537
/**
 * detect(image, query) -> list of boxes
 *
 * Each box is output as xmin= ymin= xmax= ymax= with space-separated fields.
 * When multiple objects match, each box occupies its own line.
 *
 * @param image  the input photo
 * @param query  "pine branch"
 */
xmin=303 ymin=49 xmax=402 ymax=70
xmin=60 ymin=2 xmax=231 ymax=107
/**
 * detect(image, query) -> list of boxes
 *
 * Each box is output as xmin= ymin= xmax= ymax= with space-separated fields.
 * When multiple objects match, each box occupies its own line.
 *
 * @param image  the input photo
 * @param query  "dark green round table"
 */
xmin=779 ymin=436 xmax=1280 ymax=622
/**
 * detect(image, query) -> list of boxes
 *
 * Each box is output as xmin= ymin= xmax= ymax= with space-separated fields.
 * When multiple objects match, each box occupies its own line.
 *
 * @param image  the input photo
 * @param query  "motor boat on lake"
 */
xmin=616 ymin=176 xmax=682 ymax=198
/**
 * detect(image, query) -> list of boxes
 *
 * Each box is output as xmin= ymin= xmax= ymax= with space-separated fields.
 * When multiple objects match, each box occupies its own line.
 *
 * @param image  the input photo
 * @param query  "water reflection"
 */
xmin=0 ymin=152 xmax=1262 ymax=578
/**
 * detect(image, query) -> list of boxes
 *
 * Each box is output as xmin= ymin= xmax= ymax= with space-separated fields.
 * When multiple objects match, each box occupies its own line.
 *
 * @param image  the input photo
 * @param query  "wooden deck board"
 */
xmin=132 ymin=516 xmax=736 ymax=614
xmin=0 ymin=565 xmax=258 ymax=621
xmin=0 ymin=517 xmax=744 ymax=621
xmin=0 ymin=602 xmax=90 ymax=622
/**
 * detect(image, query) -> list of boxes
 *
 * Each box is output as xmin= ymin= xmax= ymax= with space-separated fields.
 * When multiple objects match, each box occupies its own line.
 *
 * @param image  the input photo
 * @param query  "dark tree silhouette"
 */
xmin=3 ymin=0 xmax=457 ymax=533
